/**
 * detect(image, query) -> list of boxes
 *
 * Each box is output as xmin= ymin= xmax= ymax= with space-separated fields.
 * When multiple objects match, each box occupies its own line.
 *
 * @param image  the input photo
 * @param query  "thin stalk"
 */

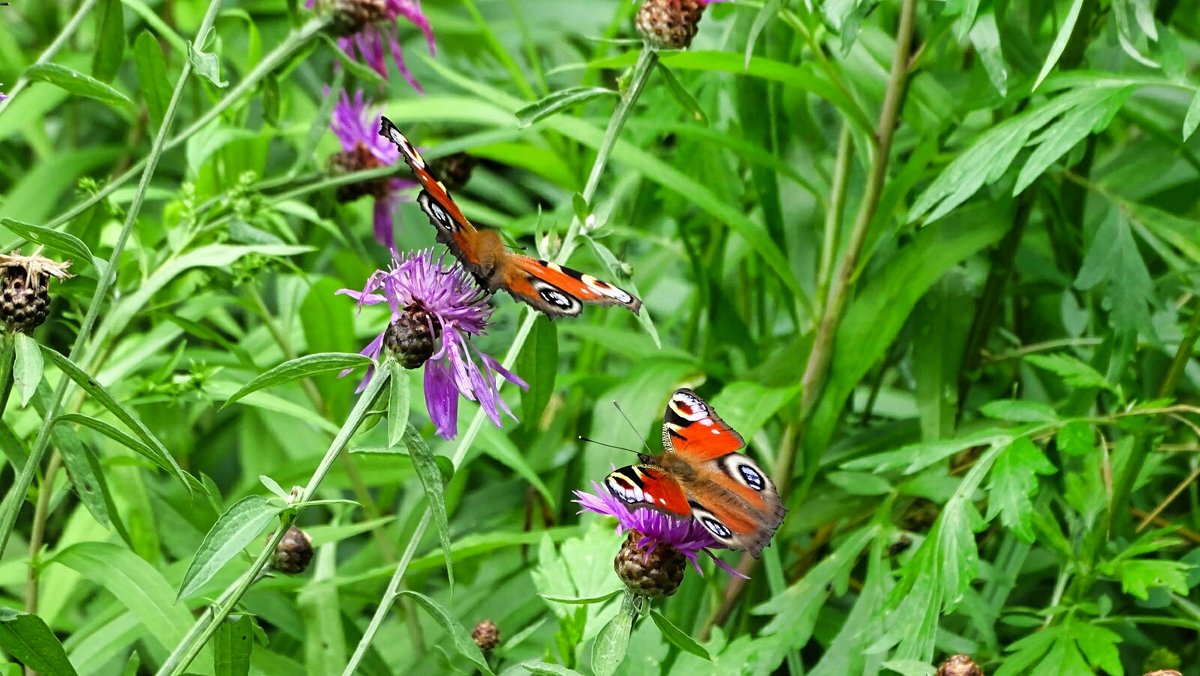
xmin=816 ymin=124 xmax=853 ymax=318
xmin=0 ymin=334 xmax=15 ymax=418
xmin=0 ymin=0 xmax=227 ymax=560
xmin=42 ymin=16 xmax=330 ymax=232
xmin=341 ymin=46 xmax=662 ymax=675
xmin=23 ymin=453 xmax=62 ymax=616
xmin=0 ymin=0 xmax=102 ymax=119
xmin=157 ymin=369 xmax=390 ymax=676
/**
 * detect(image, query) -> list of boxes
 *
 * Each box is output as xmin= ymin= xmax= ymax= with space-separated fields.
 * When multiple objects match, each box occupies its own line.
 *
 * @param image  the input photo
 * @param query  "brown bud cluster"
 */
xmin=613 ymin=530 xmax=686 ymax=597
xmin=635 ymin=0 xmax=707 ymax=50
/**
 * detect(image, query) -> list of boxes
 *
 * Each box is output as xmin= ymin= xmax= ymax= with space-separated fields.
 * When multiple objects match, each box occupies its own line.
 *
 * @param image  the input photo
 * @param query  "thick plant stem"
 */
xmin=0 ymin=0 xmax=101 ymax=119
xmin=41 ymin=16 xmax=330 ymax=232
xmin=341 ymin=46 xmax=661 ymax=676
xmin=157 ymin=369 xmax=390 ymax=676
xmin=708 ymin=0 xmax=917 ymax=630
xmin=0 ymin=0 xmax=227 ymax=561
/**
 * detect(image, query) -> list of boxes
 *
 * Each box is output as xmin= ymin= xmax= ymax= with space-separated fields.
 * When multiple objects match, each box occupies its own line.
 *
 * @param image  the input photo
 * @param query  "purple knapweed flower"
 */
xmin=339 ymin=249 xmax=527 ymax=440
xmin=308 ymin=0 xmax=435 ymax=90
xmin=574 ymin=481 xmax=746 ymax=578
xmin=328 ymin=90 xmax=414 ymax=250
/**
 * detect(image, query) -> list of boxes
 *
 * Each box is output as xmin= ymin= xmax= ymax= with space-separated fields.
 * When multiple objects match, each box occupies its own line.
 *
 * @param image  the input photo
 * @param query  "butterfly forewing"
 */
xmin=661 ymin=388 xmax=745 ymax=459
xmin=604 ymin=465 xmax=691 ymax=517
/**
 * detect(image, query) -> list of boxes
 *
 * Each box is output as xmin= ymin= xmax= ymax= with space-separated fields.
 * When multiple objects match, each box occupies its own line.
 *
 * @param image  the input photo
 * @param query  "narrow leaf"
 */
xmin=213 ymin=614 xmax=254 ymax=676
xmin=649 ymin=609 xmax=710 ymax=660
xmin=12 ymin=333 xmax=42 ymax=408
xmin=1 ymin=218 xmax=97 ymax=268
xmin=517 ymin=316 xmax=557 ymax=425
xmin=393 ymin=591 xmax=493 ymax=674
xmin=223 ymin=353 xmax=372 ymax=407
xmin=1033 ymin=0 xmax=1085 ymax=91
xmin=187 ymin=43 xmax=228 ymax=87
xmin=403 ymin=428 xmax=454 ymax=589
xmin=516 ymin=86 xmax=617 ymax=128
xmin=26 ymin=63 xmax=132 ymax=105
xmin=387 ymin=362 xmax=410 ymax=448
xmin=1025 ymin=353 xmax=1114 ymax=393
xmin=0 ymin=609 xmax=79 ymax=676
xmin=979 ymin=399 xmax=1058 ymax=423
xmin=538 ymin=589 xmax=623 ymax=605
xmin=176 ymin=496 xmax=285 ymax=601
xmin=92 ymin=0 xmax=126 ymax=82
xmin=592 ymin=600 xmax=635 ymax=676
xmin=657 ymin=62 xmax=708 ymax=125
xmin=1183 ymin=88 xmax=1200 ymax=141
xmin=133 ymin=30 xmax=171 ymax=128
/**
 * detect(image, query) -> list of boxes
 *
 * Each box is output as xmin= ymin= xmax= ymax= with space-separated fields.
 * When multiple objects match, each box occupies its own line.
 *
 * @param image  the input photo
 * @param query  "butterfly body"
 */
xmin=604 ymin=389 xmax=786 ymax=558
xmin=380 ymin=117 xmax=642 ymax=318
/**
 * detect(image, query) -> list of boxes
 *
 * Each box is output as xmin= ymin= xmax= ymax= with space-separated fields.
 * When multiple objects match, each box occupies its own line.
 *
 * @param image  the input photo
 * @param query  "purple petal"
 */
xmin=424 ymin=357 xmax=460 ymax=439
xmin=373 ymin=195 xmax=397 ymax=250
xmin=387 ymin=28 xmax=423 ymax=93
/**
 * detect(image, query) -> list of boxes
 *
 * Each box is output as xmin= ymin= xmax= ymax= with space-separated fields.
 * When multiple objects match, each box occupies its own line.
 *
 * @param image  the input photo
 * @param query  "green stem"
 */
xmin=0 ymin=0 xmax=102 ymax=119
xmin=340 ymin=45 xmax=661 ymax=676
xmin=41 ymin=16 xmax=329 ymax=232
xmin=0 ymin=334 xmax=15 ymax=417
xmin=157 ymin=369 xmax=390 ymax=676
xmin=0 ymin=0 xmax=227 ymax=561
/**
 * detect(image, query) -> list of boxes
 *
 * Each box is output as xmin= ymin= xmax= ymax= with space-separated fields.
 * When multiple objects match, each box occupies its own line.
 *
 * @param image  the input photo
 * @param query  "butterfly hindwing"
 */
xmin=378 ymin=116 xmax=643 ymax=317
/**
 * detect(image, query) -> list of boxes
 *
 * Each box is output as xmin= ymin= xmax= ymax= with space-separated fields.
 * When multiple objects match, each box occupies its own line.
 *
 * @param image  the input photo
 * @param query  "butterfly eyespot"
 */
xmin=737 ymin=463 xmax=766 ymax=491
xmin=700 ymin=516 xmax=732 ymax=540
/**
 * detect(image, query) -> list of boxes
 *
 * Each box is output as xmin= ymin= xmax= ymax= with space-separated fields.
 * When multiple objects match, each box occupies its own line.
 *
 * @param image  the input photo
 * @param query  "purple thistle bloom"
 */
xmin=574 ymin=481 xmax=747 ymax=578
xmin=329 ymin=90 xmax=415 ymax=250
xmin=338 ymin=249 xmax=527 ymax=439
xmin=308 ymin=0 xmax=436 ymax=90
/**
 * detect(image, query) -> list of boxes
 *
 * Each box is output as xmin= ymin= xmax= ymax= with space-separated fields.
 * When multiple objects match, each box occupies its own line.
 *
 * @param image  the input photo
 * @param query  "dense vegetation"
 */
xmin=1 ymin=0 xmax=1199 ymax=674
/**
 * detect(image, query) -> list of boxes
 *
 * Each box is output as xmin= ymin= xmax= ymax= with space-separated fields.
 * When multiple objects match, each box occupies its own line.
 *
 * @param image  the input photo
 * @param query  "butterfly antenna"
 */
xmin=578 ymin=436 xmax=639 ymax=456
xmin=612 ymin=401 xmax=653 ymax=456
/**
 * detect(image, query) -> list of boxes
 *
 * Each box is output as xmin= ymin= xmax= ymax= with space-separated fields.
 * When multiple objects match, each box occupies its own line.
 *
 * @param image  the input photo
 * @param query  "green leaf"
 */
xmin=985 ymin=437 xmax=1056 ymax=541
xmin=517 ymin=316 xmax=557 ymax=425
xmin=259 ymin=475 xmax=289 ymax=500
xmin=133 ymin=30 xmax=172 ymax=129
xmin=520 ymin=661 xmax=584 ymax=676
xmin=538 ymin=589 xmax=623 ymax=605
xmin=477 ymin=423 xmax=555 ymax=507
xmin=213 ymin=614 xmax=255 ymax=676
xmin=967 ymin=9 xmax=1007 ymax=96
xmin=223 ymin=353 xmax=372 ymax=407
xmin=1184 ymin=88 xmax=1200 ymax=140
xmin=1100 ymin=558 xmax=1192 ymax=600
xmin=25 ymin=63 xmax=131 ymax=105
xmin=1014 ymin=88 xmax=1128 ymax=193
xmin=1033 ymin=0 xmax=1085 ymax=91
xmin=1075 ymin=214 xmax=1156 ymax=364
xmin=319 ymin=34 xmax=385 ymax=88
xmin=393 ymin=591 xmax=493 ymax=675
xmin=387 ymin=363 xmax=410 ymax=448
xmin=1025 ymin=353 xmax=1115 ymax=393
xmin=176 ymin=495 xmax=285 ymax=601
xmin=841 ymin=427 xmax=1014 ymax=475
xmin=591 ymin=599 xmax=635 ymax=676
xmin=12 ymin=333 xmax=42 ymax=408
xmin=1056 ymin=421 xmax=1094 ymax=456
xmin=656 ymin=62 xmax=708 ymax=125
xmin=979 ymin=399 xmax=1058 ymax=423
xmin=649 ymin=609 xmax=710 ymax=660
xmin=0 ymin=609 xmax=79 ymax=676
xmin=40 ymin=346 xmax=198 ymax=492
xmin=187 ymin=42 xmax=228 ymax=87
xmin=52 ymin=542 xmax=196 ymax=655
xmin=516 ymin=86 xmax=617 ymax=128
xmin=0 ymin=218 xmax=98 ymax=270
xmin=826 ymin=471 xmax=893 ymax=496
xmin=92 ymin=0 xmax=125 ymax=82
xmin=403 ymin=428 xmax=454 ymax=589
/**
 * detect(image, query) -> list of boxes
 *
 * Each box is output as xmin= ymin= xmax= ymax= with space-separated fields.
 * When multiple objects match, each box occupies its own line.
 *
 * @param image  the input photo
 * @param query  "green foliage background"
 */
xmin=1 ymin=0 xmax=1199 ymax=674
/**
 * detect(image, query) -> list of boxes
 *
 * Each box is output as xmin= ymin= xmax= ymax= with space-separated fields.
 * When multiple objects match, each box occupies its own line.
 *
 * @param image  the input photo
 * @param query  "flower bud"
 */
xmin=636 ymin=0 xmax=707 ymax=50
xmin=471 ymin=619 xmax=500 ymax=653
xmin=936 ymin=654 xmax=984 ymax=676
xmin=384 ymin=305 xmax=440 ymax=369
xmin=328 ymin=0 xmax=388 ymax=37
xmin=329 ymin=143 xmax=393 ymax=203
xmin=0 ymin=253 xmax=72 ymax=334
xmin=614 ymin=530 xmax=686 ymax=597
xmin=271 ymin=526 xmax=314 ymax=575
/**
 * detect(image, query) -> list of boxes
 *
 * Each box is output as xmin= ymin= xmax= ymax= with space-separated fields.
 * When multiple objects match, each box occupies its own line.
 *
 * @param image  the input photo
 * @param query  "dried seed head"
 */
xmin=383 ymin=305 xmax=441 ymax=369
xmin=271 ymin=526 xmax=314 ymax=575
xmin=329 ymin=142 xmax=394 ymax=203
xmin=0 ymin=253 xmax=72 ymax=334
xmin=635 ymin=0 xmax=707 ymax=50
xmin=329 ymin=0 xmax=389 ymax=37
xmin=428 ymin=152 xmax=477 ymax=192
xmin=471 ymin=619 xmax=500 ymax=653
xmin=613 ymin=530 xmax=686 ymax=597
xmin=1143 ymin=646 xmax=1182 ymax=674
xmin=936 ymin=654 xmax=984 ymax=676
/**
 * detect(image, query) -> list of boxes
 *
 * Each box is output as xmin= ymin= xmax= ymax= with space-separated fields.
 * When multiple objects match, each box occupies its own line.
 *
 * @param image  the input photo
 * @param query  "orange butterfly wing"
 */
xmin=604 ymin=465 xmax=691 ymax=518
xmin=379 ymin=117 xmax=643 ymax=318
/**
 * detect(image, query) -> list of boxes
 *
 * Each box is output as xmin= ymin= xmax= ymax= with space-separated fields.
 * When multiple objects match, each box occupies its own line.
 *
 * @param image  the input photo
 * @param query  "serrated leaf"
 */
xmin=1025 ymin=353 xmax=1114 ymax=392
xmin=387 ymin=363 xmax=410 ymax=447
xmin=223 ymin=353 xmax=371 ymax=407
xmin=1 ymin=218 xmax=96 ymax=270
xmin=1069 ymin=621 xmax=1123 ymax=675
xmin=649 ymin=609 xmax=710 ymax=660
xmin=176 ymin=495 xmax=285 ymax=601
xmin=1055 ymin=421 xmax=1094 ymax=456
xmin=0 ymin=609 xmax=79 ymax=676
xmin=12 ymin=333 xmax=42 ymax=408
xmin=26 ymin=63 xmax=131 ymax=105
xmin=187 ymin=43 xmax=228 ymax=87
xmin=592 ymin=600 xmax=634 ymax=676
xmin=393 ymin=591 xmax=493 ymax=674
xmin=213 ymin=614 xmax=254 ymax=676
xmin=517 ymin=316 xmax=557 ymax=425
xmin=1014 ymin=89 xmax=1127 ymax=193
xmin=825 ymin=471 xmax=893 ymax=496
xmin=516 ymin=86 xmax=617 ymax=128
xmin=979 ymin=399 xmax=1058 ymax=423
xmin=92 ymin=0 xmax=125 ymax=82
xmin=133 ymin=30 xmax=172 ymax=128
xmin=1183 ymin=88 xmax=1200 ymax=140
xmin=985 ymin=437 xmax=1056 ymax=541
xmin=1033 ymin=0 xmax=1085 ymax=91
xmin=41 ymin=346 xmax=198 ymax=492
xmin=1075 ymin=214 xmax=1155 ymax=362
xmin=1100 ymin=558 xmax=1192 ymax=600
xmin=403 ymin=428 xmax=454 ymax=589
